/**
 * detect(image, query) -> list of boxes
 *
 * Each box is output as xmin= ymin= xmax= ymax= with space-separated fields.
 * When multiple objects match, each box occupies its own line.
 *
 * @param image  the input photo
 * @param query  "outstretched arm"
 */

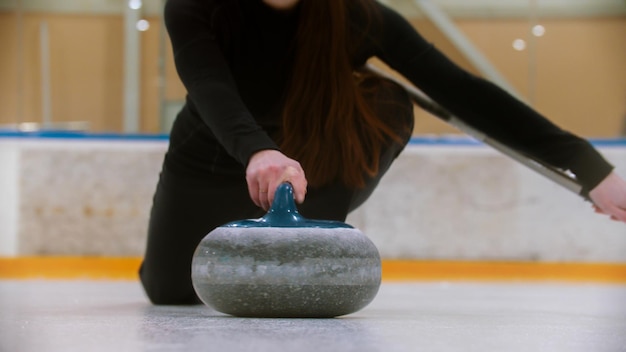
xmin=165 ymin=0 xmax=278 ymax=165
xmin=372 ymin=2 xmax=625 ymax=223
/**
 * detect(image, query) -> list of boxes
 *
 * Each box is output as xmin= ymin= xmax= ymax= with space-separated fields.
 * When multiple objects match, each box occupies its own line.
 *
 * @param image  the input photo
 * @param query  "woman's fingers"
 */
xmin=589 ymin=172 xmax=626 ymax=224
xmin=258 ymin=187 xmax=271 ymax=211
xmin=246 ymin=150 xmax=308 ymax=211
xmin=289 ymin=168 xmax=308 ymax=204
xmin=607 ymin=206 xmax=626 ymax=222
xmin=265 ymin=166 xmax=307 ymax=208
xmin=248 ymin=178 xmax=262 ymax=208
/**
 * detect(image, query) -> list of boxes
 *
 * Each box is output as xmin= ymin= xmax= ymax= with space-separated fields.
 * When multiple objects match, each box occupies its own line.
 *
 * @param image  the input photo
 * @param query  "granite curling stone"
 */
xmin=191 ymin=183 xmax=382 ymax=318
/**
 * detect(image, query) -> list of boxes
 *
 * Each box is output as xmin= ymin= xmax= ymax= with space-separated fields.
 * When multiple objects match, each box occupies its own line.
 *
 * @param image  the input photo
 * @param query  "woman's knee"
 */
xmin=139 ymin=261 xmax=202 ymax=305
xmin=140 ymin=171 xmax=258 ymax=305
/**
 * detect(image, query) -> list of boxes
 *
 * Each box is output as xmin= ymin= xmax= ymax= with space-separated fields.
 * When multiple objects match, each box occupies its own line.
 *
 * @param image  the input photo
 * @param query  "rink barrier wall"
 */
xmin=0 ymin=257 xmax=625 ymax=283
xmin=0 ymin=132 xmax=625 ymax=267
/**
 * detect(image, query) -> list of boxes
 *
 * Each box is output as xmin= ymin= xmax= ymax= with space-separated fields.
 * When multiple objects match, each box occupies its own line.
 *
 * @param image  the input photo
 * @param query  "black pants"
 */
xmin=139 ymin=78 xmax=414 ymax=305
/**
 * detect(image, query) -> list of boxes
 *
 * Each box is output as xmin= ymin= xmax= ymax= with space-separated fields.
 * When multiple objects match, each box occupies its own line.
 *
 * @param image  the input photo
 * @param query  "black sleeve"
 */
xmin=164 ymin=0 xmax=279 ymax=166
xmin=372 ymin=3 xmax=613 ymax=193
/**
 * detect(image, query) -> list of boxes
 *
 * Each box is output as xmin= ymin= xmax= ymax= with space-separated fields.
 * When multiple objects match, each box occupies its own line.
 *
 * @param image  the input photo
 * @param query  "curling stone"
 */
xmin=191 ymin=183 xmax=381 ymax=318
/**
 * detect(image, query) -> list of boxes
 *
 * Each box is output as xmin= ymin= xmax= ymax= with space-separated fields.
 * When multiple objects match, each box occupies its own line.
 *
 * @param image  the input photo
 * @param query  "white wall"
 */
xmin=11 ymin=138 xmax=165 ymax=256
xmin=1 ymin=136 xmax=624 ymax=262
xmin=0 ymin=140 xmax=19 ymax=256
xmin=348 ymin=144 xmax=626 ymax=262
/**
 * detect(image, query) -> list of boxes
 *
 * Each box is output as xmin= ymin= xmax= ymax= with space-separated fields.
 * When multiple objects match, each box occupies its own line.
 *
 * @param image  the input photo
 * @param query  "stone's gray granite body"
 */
xmin=2 ymin=138 xmax=625 ymax=261
xmin=192 ymin=227 xmax=381 ymax=317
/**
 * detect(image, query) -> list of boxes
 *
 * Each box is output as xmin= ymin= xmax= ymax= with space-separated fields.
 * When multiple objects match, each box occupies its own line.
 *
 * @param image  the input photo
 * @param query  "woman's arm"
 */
xmin=371 ymin=3 xmax=626 ymax=223
xmin=164 ymin=0 xmax=278 ymax=166
xmin=165 ymin=0 xmax=307 ymax=207
xmin=372 ymin=3 xmax=613 ymax=194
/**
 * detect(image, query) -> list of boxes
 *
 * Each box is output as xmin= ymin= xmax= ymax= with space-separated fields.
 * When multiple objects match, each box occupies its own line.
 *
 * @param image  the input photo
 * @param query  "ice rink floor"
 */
xmin=1 ymin=280 xmax=625 ymax=352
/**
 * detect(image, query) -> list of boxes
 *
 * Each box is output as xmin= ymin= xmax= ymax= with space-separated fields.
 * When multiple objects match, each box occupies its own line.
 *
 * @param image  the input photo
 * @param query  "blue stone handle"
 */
xmin=225 ymin=183 xmax=353 ymax=228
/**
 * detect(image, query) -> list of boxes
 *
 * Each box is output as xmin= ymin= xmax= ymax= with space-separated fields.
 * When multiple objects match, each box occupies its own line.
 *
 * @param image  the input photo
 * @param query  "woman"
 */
xmin=140 ymin=0 xmax=626 ymax=305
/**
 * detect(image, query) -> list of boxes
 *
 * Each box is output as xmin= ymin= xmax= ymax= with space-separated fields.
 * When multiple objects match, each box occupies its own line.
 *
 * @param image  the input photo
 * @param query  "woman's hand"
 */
xmin=589 ymin=171 xmax=626 ymax=223
xmin=246 ymin=149 xmax=308 ymax=210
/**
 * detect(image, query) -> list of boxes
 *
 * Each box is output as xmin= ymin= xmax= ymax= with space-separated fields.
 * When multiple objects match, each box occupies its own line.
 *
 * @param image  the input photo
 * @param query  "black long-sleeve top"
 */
xmin=164 ymin=0 xmax=613 ymax=193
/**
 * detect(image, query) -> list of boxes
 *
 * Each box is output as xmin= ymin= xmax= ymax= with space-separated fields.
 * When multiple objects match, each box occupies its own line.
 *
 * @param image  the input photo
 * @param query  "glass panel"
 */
xmin=1 ymin=0 xmax=624 ymax=136
xmin=0 ymin=0 xmax=169 ymax=133
xmin=387 ymin=0 xmax=626 ymax=138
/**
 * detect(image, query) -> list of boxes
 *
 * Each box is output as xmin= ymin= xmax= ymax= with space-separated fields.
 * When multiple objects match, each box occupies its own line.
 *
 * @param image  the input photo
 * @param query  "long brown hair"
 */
xmin=279 ymin=0 xmax=407 ymax=188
